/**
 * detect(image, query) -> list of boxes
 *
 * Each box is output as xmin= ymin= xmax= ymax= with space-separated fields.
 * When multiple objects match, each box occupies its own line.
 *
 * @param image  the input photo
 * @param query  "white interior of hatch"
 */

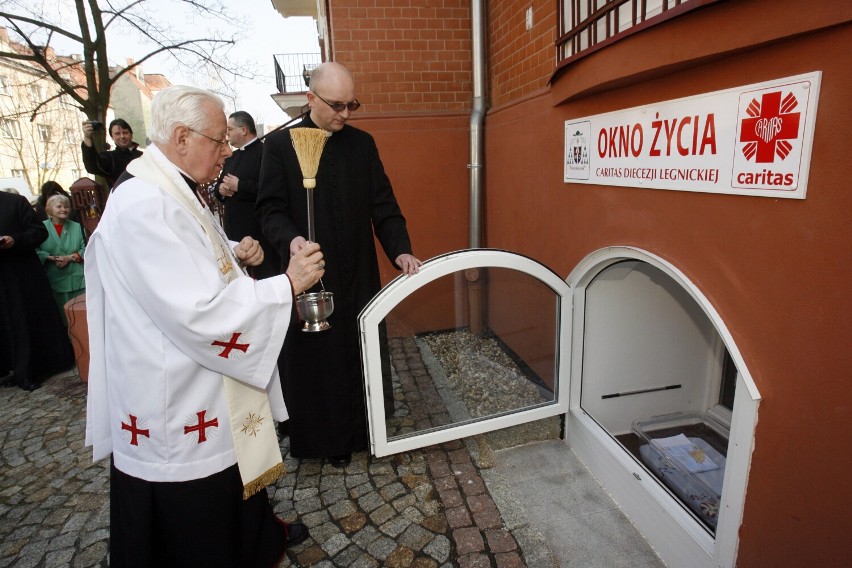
xmin=564 ymin=246 xmax=760 ymax=568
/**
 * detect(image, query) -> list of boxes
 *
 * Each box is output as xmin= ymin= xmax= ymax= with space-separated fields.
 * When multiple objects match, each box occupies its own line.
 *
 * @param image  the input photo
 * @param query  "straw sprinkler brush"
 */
xmin=290 ymin=127 xmax=331 ymax=291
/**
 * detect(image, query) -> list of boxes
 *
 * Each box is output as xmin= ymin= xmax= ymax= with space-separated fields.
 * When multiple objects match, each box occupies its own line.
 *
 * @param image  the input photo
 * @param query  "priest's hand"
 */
xmin=286 ymin=241 xmax=324 ymax=295
xmin=219 ymin=174 xmax=239 ymax=197
xmin=289 ymin=236 xmax=308 ymax=257
xmin=395 ymin=253 xmax=423 ymax=275
xmin=234 ymin=237 xmax=264 ymax=267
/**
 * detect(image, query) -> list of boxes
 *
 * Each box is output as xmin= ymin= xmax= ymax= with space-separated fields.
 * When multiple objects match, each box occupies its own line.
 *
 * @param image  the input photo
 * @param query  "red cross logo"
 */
xmin=184 ymin=410 xmax=219 ymax=444
xmin=121 ymin=414 xmax=150 ymax=446
xmin=740 ymin=90 xmax=801 ymax=163
xmin=211 ymin=332 xmax=250 ymax=358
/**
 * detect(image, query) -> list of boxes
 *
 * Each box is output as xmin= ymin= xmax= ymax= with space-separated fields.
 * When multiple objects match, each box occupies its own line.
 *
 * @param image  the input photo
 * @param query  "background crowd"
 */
xmin=0 ymin=181 xmax=83 ymax=391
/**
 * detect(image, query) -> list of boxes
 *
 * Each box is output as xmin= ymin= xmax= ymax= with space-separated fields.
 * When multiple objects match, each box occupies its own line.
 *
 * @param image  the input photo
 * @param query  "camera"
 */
xmin=89 ymin=120 xmax=103 ymax=131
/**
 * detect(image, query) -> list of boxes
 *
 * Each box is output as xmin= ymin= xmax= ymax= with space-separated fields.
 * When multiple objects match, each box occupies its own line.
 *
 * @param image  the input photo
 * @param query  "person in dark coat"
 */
xmin=81 ymin=118 xmax=143 ymax=189
xmin=0 ymin=189 xmax=75 ymax=391
xmin=257 ymin=62 xmax=422 ymax=467
xmin=214 ymin=111 xmax=281 ymax=279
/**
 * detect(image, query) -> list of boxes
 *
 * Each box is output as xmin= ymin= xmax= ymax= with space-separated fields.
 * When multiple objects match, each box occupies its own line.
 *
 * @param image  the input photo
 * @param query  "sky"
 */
xmin=36 ymin=0 xmax=320 ymax=126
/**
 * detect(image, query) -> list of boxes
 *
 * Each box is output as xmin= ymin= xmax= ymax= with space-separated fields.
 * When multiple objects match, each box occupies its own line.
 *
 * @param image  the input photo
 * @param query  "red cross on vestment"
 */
xmin=184 ymin=410 xmax=219 ymax=443
xmin=121 ymin=414 xmax=150 ymax=446
xmin=740 ymin=90 xmax=801 ymax=163
xmin=211 ymin=332 xmax=250 ymax=358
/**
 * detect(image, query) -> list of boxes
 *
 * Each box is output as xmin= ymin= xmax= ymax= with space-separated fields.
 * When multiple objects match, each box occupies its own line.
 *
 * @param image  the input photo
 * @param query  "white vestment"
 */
xmin=85 ymin=144 xmax=293 ymax=483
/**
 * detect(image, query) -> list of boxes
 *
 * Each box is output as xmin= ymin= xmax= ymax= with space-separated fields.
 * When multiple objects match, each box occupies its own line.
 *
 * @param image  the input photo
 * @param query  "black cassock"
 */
xmin=258 ymin=116 xmax=413 ymax=458
xmin=0 ymin=192 xmax=74 ymax=388
xmin=214 ymin=139 xmax=281 ymax=279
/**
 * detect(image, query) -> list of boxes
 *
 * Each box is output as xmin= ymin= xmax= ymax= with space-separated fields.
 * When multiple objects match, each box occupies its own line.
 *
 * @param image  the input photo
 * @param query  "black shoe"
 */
xmin=20 ymin=381 xmax=40 ymax=392
xmin=283 ymin=521 xmax=309 ymax=548
xmin=0 ymin=372 xmax=14 ymax=387
xmin=329 ymin=453 xmax=351 ymax=468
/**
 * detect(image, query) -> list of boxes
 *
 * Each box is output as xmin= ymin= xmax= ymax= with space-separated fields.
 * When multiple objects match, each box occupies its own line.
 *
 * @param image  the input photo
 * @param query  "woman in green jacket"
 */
xmin=36 ymin=194 xmax=86 ymax=325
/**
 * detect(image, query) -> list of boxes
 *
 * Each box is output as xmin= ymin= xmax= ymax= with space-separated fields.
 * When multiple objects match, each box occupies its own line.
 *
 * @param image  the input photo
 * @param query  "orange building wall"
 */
xmin=329 ymin=0 xmax=472 ymax=113
xmin=329 ymin=0 xmax=852 ymax=563
xmin=484 ymin=11 xmax=852 ymax=568
xmin=347 ymin=113 xmax=471 ymax=283
xmin=488 ymin=0 xmax=555 ymax=106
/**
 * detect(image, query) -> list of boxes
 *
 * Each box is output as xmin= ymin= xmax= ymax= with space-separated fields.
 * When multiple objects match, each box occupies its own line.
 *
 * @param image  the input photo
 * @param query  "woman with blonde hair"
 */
xmin=36 ymin=193 xmax=86 ymax=324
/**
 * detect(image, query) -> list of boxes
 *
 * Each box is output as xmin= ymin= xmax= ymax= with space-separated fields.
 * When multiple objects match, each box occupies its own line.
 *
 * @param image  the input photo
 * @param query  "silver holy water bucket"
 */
xmin=295 ymin=290 xmax=334 ymax=332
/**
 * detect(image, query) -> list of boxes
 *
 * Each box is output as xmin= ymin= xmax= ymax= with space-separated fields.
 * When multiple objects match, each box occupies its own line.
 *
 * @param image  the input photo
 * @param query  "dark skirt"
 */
xmin=280 ymin=312 xmax=370 ymax=459
xmin=0 ymin=253 xmax=74 ymax=387
xmin=109 ymin=462 xmax=286 ymax=568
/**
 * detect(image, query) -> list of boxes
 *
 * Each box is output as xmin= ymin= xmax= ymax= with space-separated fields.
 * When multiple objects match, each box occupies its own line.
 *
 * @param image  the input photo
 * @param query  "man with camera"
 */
xmin=81 ymin=118 xmax=143 ymax=189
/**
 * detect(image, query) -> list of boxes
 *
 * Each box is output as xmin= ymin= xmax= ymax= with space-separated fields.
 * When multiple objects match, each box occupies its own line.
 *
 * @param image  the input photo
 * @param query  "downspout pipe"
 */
xmin=469 ymin=0 xmax=486 ymax=249
xmin=467 ymin=0 xmax=487 ymax=336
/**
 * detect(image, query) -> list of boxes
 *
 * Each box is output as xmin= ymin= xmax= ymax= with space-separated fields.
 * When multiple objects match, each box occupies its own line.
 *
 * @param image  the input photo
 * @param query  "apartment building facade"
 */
xmin=0 ymin=27 xmax=89 ymax=196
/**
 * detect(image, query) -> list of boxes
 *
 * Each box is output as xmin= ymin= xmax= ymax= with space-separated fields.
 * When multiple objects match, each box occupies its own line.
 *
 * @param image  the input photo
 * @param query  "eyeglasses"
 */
xmin=312 ymin=93 xmax=361 ymax=113
xmin=188 ymin=127 xmax=229 ymax=147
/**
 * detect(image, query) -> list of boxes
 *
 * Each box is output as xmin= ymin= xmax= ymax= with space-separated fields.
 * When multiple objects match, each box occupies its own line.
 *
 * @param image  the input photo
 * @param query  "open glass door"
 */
xmin=359 ymin=249 xmax=571 ymax=457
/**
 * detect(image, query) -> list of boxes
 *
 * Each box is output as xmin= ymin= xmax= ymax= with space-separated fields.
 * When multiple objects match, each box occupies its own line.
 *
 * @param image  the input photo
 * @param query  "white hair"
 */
xmin=46 ymin=193 xmax=70 ymax=210
xmin=148 ymin=85 xmax=225 ymax=145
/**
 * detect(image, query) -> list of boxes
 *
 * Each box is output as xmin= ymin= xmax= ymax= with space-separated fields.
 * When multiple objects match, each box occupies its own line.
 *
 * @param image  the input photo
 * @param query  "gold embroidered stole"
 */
xmin=126 ymin=149 xmax=283 ymax=499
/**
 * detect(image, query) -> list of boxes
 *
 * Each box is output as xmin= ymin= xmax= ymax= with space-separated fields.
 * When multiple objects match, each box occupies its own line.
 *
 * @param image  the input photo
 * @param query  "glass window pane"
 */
xmin=378 ymin=267 xmax=559 ymax=442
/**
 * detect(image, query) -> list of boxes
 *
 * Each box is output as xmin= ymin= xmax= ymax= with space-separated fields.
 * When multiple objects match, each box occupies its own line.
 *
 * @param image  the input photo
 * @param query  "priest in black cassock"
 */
xmin=257 ymin=62 xmax=422 ymax=468
xmin=215 ymin=111 xmax=281 ymax=279
xmin=0 ymin=189 xmax=74 ymax=391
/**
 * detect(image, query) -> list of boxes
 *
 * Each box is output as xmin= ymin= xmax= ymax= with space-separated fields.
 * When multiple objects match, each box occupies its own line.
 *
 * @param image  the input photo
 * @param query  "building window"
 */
xmin=557 ymin=0 xmax=725 ymax=65
xmin=1 ymin=118 xmax=21 ymax=139
xmin=38 ymin=124 xmax=51 ymax=142
xmin=29 ymin=83 xmax=45 ymax=103
xmin=0 ymin=75 xmax=9 ymax=96
xmin=10 ymin=169 xmax=25 ymax=178
xmin=64 ymin=128 xmax=76 ymax=144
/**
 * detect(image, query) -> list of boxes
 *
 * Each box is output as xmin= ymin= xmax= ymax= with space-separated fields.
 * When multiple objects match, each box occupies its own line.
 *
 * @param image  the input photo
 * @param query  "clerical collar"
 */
xmin=239 ymin=137 xmax=259 ymax=151
xmin=175 ymin=171 xmax=207 ymax=208
xmin=178 ymin=172 xmax=197 ymax=190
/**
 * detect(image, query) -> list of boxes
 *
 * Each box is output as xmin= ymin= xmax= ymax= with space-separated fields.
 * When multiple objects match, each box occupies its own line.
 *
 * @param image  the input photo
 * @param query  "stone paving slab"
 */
xmin=1 ymin=370 xmax=542 ymax=568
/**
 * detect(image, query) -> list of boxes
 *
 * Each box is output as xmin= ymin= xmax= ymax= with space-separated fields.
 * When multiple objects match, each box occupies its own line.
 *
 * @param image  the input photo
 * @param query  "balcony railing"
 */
xmin=274 ymin=53 xmax=323 ymax=94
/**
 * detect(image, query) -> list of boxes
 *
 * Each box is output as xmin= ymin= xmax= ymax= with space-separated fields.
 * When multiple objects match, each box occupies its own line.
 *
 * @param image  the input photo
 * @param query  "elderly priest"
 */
xmin=84 ymin=85 xmax=325 ymax=567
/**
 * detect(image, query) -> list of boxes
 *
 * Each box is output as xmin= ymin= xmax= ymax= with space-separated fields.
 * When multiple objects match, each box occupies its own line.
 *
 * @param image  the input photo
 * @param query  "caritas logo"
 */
xmin=732 ymin=81 xmax=811 ymax=191
xmin=740 ymin=91 xmax=801 ymax=163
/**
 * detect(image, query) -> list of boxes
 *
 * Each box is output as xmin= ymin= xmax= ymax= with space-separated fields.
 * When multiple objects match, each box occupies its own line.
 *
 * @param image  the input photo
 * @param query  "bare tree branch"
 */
xmin=0 ymin=11 xmax=84 ymax=43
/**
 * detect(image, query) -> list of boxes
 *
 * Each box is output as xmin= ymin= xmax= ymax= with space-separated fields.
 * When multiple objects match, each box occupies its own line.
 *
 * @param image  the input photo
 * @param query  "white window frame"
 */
xmin=37 ymin=124 xmax=51 ymax=142
xmin=558 ymin=0 xmax=726 ymax=64
xmin=359 ymin=249 xmax=572 ymax=457
xmin=563 ymin=246 xmax=760 ymax=568
xmin=1 ymin=118 xmax=21 ymax=139
xmin=29 ymin=83 xmax=44 ymax=103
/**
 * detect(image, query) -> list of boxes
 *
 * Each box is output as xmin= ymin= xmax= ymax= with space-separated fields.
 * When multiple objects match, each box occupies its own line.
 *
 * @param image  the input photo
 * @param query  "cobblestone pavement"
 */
xmin=1 ymin=367 xmax=541 ymax=568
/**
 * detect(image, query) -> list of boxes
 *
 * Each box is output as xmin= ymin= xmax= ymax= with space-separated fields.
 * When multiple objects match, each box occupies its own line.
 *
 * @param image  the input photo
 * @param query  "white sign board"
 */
xmin=564 ymin=72 xmax=821 ymax=199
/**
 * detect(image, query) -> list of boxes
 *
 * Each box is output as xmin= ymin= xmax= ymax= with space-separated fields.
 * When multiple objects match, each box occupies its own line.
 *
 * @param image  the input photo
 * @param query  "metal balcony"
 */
xmin=274 ymin=53 xmax=323 ymax=94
